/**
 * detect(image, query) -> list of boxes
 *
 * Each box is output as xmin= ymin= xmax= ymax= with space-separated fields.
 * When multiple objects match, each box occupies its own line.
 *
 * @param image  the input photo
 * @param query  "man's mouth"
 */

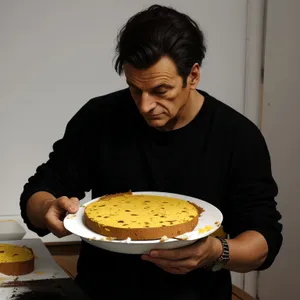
xmin=148 ymin=113 xmax=163 ymax=118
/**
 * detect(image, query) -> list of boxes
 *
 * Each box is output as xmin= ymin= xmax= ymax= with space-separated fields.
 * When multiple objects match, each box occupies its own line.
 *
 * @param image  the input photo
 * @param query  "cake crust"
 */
xmin=84 ymin=192 xmax=203 ymax=240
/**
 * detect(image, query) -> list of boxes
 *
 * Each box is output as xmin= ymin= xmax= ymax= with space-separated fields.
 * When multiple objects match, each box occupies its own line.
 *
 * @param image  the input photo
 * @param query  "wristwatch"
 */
xmin=211 ymin=236 xmax=230 ymax=272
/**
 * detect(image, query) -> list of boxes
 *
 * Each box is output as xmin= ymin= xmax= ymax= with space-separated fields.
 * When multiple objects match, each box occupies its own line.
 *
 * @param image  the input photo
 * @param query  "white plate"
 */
xmin=63 ymin=191 xmax=223 ymax=254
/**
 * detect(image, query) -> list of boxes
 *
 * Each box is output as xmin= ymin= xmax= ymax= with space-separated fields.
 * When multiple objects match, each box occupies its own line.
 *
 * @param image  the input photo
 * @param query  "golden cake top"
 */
xmin=0 ymin=244 xmax=33 ymax=263
xmin=85 ymin=194 xmax=199 ymax=229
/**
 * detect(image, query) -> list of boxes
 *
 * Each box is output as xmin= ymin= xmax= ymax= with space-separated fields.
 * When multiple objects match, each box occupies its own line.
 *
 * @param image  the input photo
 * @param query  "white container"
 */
xmin=0 ymin=220 xmax=26 ymax=240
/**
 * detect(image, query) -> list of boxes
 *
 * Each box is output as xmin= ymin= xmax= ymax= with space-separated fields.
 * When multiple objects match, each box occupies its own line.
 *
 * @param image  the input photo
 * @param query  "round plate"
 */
xmin=63 ymin=191 xmax=223 ymax=254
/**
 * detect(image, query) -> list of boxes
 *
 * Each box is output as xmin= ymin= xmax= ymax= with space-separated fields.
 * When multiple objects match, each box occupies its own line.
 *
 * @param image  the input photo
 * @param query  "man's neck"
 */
xmin=162 ymin=90 xmax=204 ymax=131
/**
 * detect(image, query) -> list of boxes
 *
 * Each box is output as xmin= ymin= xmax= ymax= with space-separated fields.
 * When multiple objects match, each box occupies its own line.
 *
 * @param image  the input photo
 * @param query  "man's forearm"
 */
xmin=26 ymin=191 xmax=56 ymax=229
xmin=219 ymin=230 xmax=268 ymax=273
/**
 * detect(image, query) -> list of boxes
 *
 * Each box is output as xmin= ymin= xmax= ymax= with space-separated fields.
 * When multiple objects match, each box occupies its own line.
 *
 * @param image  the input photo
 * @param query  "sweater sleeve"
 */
xmin=222 ymin=120 xmax=283 ymax=270
xmin=19 ymin=101 xmax=94 ymax=236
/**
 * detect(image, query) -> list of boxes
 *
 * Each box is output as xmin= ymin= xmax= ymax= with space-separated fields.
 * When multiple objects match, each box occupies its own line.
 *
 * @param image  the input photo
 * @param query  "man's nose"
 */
xmin=139 ymin=92 xmax=156 ymax=113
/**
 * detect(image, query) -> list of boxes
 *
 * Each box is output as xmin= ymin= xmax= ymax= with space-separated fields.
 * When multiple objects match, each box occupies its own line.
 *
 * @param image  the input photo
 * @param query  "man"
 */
xmin=20 ymin=5 xmax=282 ymax=300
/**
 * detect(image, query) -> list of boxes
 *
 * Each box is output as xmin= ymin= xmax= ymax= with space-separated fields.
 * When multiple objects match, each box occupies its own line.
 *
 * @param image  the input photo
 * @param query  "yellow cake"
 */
xmin=0 ymin=244 xmax=34 ymax=275
xmin=84 ymin=192 xmax=203 ymax=240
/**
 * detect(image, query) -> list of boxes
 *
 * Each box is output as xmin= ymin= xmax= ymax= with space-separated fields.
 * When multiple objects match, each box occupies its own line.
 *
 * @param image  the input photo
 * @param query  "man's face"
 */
xmin=124 ymin=56 xmax=192 ymax=130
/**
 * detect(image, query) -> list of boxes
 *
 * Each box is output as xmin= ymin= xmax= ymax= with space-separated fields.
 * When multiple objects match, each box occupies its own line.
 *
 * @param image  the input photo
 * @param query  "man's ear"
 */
xmin=188 ymin=63 xmax=200 ymax=90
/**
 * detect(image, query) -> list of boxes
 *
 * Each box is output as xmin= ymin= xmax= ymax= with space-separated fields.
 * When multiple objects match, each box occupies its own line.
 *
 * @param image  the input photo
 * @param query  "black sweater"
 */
xmin=20 ymin=89 xmax=282 ymax=300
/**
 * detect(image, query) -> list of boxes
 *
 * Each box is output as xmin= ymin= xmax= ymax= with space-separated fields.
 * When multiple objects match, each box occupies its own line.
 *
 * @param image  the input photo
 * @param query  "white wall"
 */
xmin=0 ymin=0 xmax=247 ymax=215
xmin=259 ymin=0 xmax=300 ymax=299
xmin=0 ymin=0 xmax=251 ymax=290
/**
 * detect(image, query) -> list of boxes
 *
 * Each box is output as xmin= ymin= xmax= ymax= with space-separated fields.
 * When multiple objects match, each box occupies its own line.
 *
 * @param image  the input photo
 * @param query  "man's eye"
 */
xmin=154 ymin=90 xmax=167 ymax=95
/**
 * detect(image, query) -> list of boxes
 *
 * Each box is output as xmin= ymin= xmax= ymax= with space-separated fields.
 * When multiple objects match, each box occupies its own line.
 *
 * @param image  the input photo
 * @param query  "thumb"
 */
xmin=57 ymin=196 xmax=80 ymax=214
xmin=68 ymin=197 xmax=80 ymax=213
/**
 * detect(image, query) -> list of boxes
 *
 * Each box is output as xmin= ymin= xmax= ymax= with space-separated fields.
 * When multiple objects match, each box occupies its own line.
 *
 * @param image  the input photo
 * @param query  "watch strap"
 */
xmin=211 ymin=236 xmax=230 ymax=271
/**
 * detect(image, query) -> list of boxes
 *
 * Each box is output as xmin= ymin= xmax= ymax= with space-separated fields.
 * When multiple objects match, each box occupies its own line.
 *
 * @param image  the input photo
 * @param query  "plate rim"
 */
xmin=64 ymin=191 xmax=223 ymax=245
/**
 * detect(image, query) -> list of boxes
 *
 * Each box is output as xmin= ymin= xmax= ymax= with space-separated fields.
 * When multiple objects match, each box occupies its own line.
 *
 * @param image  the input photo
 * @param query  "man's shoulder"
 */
xmin=66 ymin=88 xmax=136 ymax=130
xmin=85 ymin=88 xmax=132 ymax=111
xmin=73 ymin=88 xmax=135 ymax=122
xmin=201 ymin=90 xmax=265 ymax=145
xmin=202 ymin=90 xmax=260 ymax=133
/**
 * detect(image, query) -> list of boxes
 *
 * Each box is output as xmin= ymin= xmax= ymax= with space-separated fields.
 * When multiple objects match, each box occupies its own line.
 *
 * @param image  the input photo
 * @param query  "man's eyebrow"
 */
xmin=126 ymin=80 xmax=139 ymax=89
xmin=126 ymin=81 xmax=174 ymax=90
xmin=153 ymin=84 xmax=174 ymax=90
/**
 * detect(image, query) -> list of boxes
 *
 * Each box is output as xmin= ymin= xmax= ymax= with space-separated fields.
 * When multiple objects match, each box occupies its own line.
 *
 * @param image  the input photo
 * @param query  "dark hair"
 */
xmin=114 ymin=4 xmax=206 ymax=86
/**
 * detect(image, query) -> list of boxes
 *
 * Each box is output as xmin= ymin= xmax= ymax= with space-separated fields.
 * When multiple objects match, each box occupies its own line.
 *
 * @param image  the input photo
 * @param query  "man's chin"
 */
xmin=146 ymin=118 xmax=167 ymax=129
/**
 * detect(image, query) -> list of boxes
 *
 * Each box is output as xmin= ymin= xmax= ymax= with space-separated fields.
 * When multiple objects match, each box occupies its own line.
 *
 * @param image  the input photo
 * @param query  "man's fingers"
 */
xmin=57 ymin=196 xmax=80 ymax=214
xmin=48 ymin=221 xmax=70 ymax=238
xmin=148 ymin=249 xmax=189 ymax=261
xmin=158 ymin=266 xmax=188 ymax=275
xmin=45 ymin=209 xmax=71 ymax=238
xmin=142 ymin=255 xmax=199 ymax=269
xmin=148 ymin=238 xmax=208 ymax=260
xmin=44 ymin=198 xmax=75 ymax=238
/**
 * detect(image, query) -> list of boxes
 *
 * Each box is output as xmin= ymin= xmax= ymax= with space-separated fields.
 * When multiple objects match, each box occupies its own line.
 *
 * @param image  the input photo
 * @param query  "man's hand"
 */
xmin=44 ymin=196 xmax=80 ymax=238
xmin=27 ymin=192 xmax=80 ymax=238
xmin=141 ymin=237 xmax=222 ymax=275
